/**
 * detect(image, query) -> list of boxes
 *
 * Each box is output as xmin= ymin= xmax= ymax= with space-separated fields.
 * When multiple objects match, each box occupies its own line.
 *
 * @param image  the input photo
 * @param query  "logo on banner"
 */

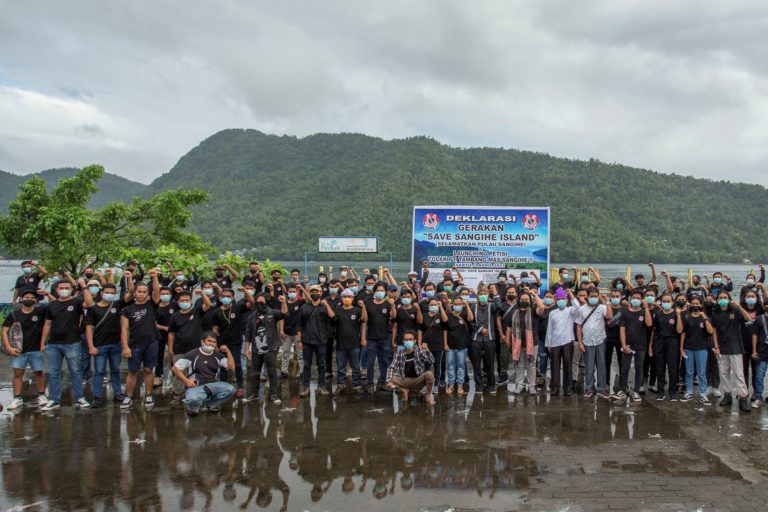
xmin=522 ymin=213 xmax=539 ymax=230
xmin=423 ymin=213 xmax=440 ymax=230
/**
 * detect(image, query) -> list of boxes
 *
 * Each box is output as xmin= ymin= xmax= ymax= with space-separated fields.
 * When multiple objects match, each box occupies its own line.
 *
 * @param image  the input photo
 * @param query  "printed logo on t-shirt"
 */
xmin=699 ymin=322 xmax=704 ymax=328
xmin=351 ymin=315 xmax=356 ymax=320
xmin=67 ymin=305 xmax=74 ymax=312
xmin=638 ymin=317 xmax=643 ymax=322
xmin=111 ymin=308 xmax=117 ymax=313
xmin=381 ymin=309 xmax=387 ymax=314
xmin=130 ymin=307 xmax=148 ymax=322
xmin=294 ymin=306 xmax=299 ymax=311
xmin=31 ymin=315 xmax=38 ymax=321
xmin=668 ymin=319 xmax=674 ymax=325
xmin=169 ymin=309 xmax=174 ymax=314
xmin=230 ymin=313 xmax=236 ymax=319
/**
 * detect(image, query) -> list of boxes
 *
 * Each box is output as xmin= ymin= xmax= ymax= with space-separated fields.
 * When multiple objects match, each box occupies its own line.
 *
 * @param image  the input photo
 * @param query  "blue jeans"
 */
xmin=754 ymin=360 xmax=767 ymax=400
xmin=183 ymin=381 xmax=235 ymax=412
xmin=302 ymin=344 xmax=327 ymax=387
xmin=336 ymin=348 xmax=361 ymax=386
xmin=359 ymin=346 xmax=368 ymax=373
xmin=93 ymin=343 xmax=122 ymax=399
xmin=366 ymin=338 xmax=392 ymax=387
xmin=684 ymin=349 xmax=708 ymax=396
xmin=80 ymin=335 xmax=92 ymax=381
xmin=46 ymin=342 xmax=85 ymax=402
xmin=446 ymin=347 xmax=468 ymax=386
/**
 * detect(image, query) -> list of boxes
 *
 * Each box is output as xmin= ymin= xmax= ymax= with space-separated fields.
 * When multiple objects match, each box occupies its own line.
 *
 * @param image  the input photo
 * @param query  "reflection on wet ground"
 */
xmin=2 ymin=372 xmax=768 ymax=511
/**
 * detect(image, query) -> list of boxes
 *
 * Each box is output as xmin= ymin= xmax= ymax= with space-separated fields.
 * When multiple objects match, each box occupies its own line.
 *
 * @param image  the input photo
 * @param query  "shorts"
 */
xmin=128 ymin=342 xmax=159 ymax=372
xmin=12 ymin=351 xmax=45 ymax=372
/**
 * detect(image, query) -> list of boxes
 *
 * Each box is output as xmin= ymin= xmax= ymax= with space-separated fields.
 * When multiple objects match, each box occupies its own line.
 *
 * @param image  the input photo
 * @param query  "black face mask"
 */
xmin=506 ymin=295 xmax=516 ymax=301
xmin=310 ymin=294 xmax=321 ymax=301
xmin=690 ymin=305 xmax=702 ymax=312
xmin=676 ymin=302 xmax=686 ymax=308
xmin=21 ymin=299 xmax=36 ymax=307
xmin=519 ymin=302 xmax=530 ymax=309
xmin=256 ymin=302 xmax=268 ymax=311
xmin=85 ymin=272 xmax=94 ymax=278
xmin=215 ymin=271 xmax=224 ymax=278
xmin=250 ymin=269 xmax=258 ymax=274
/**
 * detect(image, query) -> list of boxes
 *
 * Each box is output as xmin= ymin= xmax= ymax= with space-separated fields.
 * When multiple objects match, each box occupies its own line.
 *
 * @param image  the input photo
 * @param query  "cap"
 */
xmin=341 ymin=289 xmax=355 ymax=297
xmin=387 ymin=285 xmax=398 ymax=292
xmin=309 ymin=284 xmax=322 ymax=292
xmin=407 ymin=271 xmax=418 ymax=276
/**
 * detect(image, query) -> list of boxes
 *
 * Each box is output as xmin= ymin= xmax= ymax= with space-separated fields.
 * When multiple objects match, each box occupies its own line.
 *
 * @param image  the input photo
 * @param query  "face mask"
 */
xmin=588 ymin=297 xmax=599 ymax=306
xmin=102 ymin=293 xmax=117 ymax=301
xmin=401 ymin=298 xmax=412 ymax=305
xmin=215 ymin=271 xmax=224 ymax=278
xmin=429 ymin=305 xmax=439 ymax=314
xmin=506 ymin=295 xmax=516 ymax=302
xmin=366 ymin=285 xmax=374 ymax=292
xmin=374 ymin=291 xmax=386 ymax=300
xmin=693 ymin=279 xmax=700 ymax=285
xmin=51 ymin=276 xmax=59 ymax=283
xmin=22 ymin=267 xmax=33 ymax=274
xmin=580 ymin=276 xmax=589 ymax=283
xmin=329 ymin=287 xmax=338 ymax=295
xmin=246 ymin=289 xmax=255 ymax=296
xmin=88 ymin=286 xmax=101 ymax=295
xmin=746 ymin=297 xmax=757 ymax=306
xmin=452 ymin=305 xmax=463 ymax=312
xmin=478 ymin=294 xmax=489 ymax=304
xmin=250 ymin=268 xmax=258 ymax=275
xmin=179 ymin=302 xmax=192 ymax=310
xmin=521 ymin=277 xmax=529 ymax=284
xmin=713 ymin=277 xmax=722 ymax=284
xmin=310 ymin=294 xmax=321 ymax=301
xmin=349 ymin=286 xmax=359 ymax=294
xmin=403 ymin=340 xmax=415 ymax=350
xmin=84 ymin=272 xmax=94 ymax=278
xmin=200 ymin=343 xmax=215 ymax=355
xmin=543 ymin=298 xmax=554 ymax=306
xmin=221 ymin=297 xmax=233 ymax=305
xmin=291 ymin=277 xmax=299 ymax=282
xmin=676 ymin=301 xmax=686 ymax=308
xmin=425 ymin=290 xmax=435 ymax=298
xmin=661 ymin=303 xmax=672 ymax=311
xmin=616 ymin=283 xmax=624 ymax=290
xmin=160 ymin=294 xmax=172 ymax=302
xmin=630 ymin=299 xmax=642 ymax=308
xmin=319 ymin=277 xmax=327 ymax=284
xmin=717 ymin=299 xmax=729 ymax=308
xmin=556 ymin=299 xmax=567 ymax=309
xmin=203 ymin=288 xmax=213 ymax=296
xmin=58 ymin=289 xmax=71 ymax=298
xmin=561 ymin=273 xmax=569 ymax=280
xmin=690 ymin=305 xmax=702 ymax=312
xmin=257 ymin=302 xmax=268 ymax=310
xmin=499 ymin=277 xmax=507 ymax=283
xmin=645 ymin=296 xmax=655 ymax=304
xmin=21 ymin=299 xmax=36 ymax=307
xmin=340 ymin=272 xmax=348 ymax=278
xmin=610 ymin=298 xmax=621 ymax=306
xmin=287 ymin=292 xmax=297 ymax=300
xmin=747 ymin=279 xmax=756 ymax=286
xmin=519 ymin=301 xmax=530 ymax=309
xmin=272 ymin=275 xmax=281 ymax=281
xmin=175 ymin=275 xmax=185 ymax=281
xmin=444 ymin=286 xmax=453 ymax=293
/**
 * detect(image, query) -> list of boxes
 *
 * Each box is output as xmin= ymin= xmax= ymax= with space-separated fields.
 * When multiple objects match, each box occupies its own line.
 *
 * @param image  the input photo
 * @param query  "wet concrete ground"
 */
xmin=2 ymin=364 xmax=768 ymax=512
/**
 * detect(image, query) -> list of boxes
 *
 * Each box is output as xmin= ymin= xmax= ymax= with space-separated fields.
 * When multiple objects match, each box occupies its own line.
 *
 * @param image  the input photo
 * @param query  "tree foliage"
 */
xmin=0 ymin=165 xmax=209 ymax=274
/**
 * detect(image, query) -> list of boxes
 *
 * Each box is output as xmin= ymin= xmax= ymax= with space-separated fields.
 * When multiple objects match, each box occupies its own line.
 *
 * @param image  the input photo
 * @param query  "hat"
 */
xmin=20 ymin=288 xmax=38 ymax=298
xmin=407 ymin=270 xmax=418 ymax=276
xmin=387 ymin=285 xmax=398 ymax=292
xmin=341 ymin=289 xmax=355 ymax=297
xmin=555 ymin=288 xmax=568 ymax=299
xmin=309 ymin=284 xmax=322 ymax=292
xmin=87 ymin=280 xmax=101 ymax=287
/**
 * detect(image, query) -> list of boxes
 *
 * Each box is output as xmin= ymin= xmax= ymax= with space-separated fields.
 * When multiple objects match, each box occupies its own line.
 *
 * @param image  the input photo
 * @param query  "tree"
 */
xmin=0 ymin=164 xmax=210 ymax=274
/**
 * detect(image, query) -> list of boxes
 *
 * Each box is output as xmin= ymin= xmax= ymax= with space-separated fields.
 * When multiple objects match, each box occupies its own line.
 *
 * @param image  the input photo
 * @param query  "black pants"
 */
xmin=325 ymin=337 xmax=335 ymax=375
xmin=471 ymin=340 xmax=497 ymax=388
xmin=220 ymin=342 xmax=244 ymax=388
xmin=155 ymin=337 xmax=168 ymax=378
xmin=653 ymin=337 xmax=679 ymax=395
xmin=707 ymin=348 xmax=720 ymax=390
xmin=742 ymin=350 xmax=757 ymax=395
xmin=252 ymin=350 xmax=278 ymax=399
xmin=605 ymin=339 xmax=623 ymax=390
xmin=549 ymin=343 xmax=573 ymax=392
xmin=621 ymin=350 xmax=645 ymax=393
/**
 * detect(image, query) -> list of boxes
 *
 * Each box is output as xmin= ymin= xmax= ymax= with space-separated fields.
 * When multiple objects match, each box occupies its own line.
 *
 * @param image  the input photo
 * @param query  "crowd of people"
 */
xmin=3 ymin=259 xmax=767 ymax=415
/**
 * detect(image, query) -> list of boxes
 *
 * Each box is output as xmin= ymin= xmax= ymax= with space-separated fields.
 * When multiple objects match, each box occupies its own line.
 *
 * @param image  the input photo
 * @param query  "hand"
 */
xmin=320 ymin=299 xmax=328 ymax=307
xmin=451 ymin=265 xmax=457 ymax=271
xmin=579 ymin=343 xmax=586 ymax=353
xmin=758 ymin=283 xmax=764 ymax=290
xmin=360 ymin=338 xmax=367 ymax=348
xmin=622 ymin=345 xmax=632 ymax=355
xmin=387 ymin=297 xmax=396 ymax=305
xmin=237 ymin=286 xmax=245 ymax=292
xmin=105 ymin=268 xmax=113 ymax=276
xmin=297 ymin=341 xmax=303 ymax=351
xmin=123 ymin=271 xmax=133 ymax=280
xmin=383 ymin=268 xmax=389 ymax=275
xmin=279 ymin=332 xmax=287 ymax=341
xmin=219 ymin=345 xmax=230 ymax=355
xmin=752 ymin=351 xmax=758 ymax=360
xmin=6 ymin=347 xmax=21 ymax=357
xmin=648 ymin=262 xmax=655 ymax=267
xmin=122 ymin=348 xmax=132 ymax=359
xmin=185 ymin=378 xmax=197 ymax=388
xmin=661 ymin=270 xmax=668 ymax=277
xmin=760 ymin=263 xmax=765 ymax=270
xmin=422 ymin=261 xmax=428 ymax=268
xmin=37 ymin=289 xmax=48 ymax=296
xmin=64 ymin=271 xmax=72 ymax=277
xmin=386 ymin=382 xmax=395 ymax=390
xmin=89 ymin=346 xmax=99 ymax=356
xmin=245 ymin=348 xmax=251 ymax=359
xmin=303 ymin=275 xmax=309 ymax=283
xmin=713 ymin=347 xmax=721 ymax=357
xmin=31 ymin=260 xmax=38 ymax=266
xmin=358 ymin=300 xmax=365 ymax=308
xmin=681 ymin=351 xmax=687 ymax=360
xmin=278 ymin=295 xmax=286 ymax=303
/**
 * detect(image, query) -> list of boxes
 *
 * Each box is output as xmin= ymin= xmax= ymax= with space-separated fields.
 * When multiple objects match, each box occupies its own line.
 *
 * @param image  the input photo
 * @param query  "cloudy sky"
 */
xmin=1 ymin=1 xmax=767 ymax=184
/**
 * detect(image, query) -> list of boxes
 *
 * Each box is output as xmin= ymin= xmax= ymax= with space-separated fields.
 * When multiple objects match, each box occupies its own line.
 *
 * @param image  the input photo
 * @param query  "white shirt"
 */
xmin=577 ymin=304 xmax=608 ymax=346
xmin=545 ymin=301 xmax=581 ymax=348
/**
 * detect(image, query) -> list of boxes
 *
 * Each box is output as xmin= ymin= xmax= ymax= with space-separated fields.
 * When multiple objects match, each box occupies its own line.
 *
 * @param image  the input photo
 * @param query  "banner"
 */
xmin=318 ymin=236 xmax=378 ymax=253
xmin=411 ymin=206 xmax=550 ymax=292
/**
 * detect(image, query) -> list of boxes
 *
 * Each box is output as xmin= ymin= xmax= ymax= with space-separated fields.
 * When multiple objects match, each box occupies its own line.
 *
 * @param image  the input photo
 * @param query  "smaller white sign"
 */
xmin=318 ymin=237 xmax=378 ymax=253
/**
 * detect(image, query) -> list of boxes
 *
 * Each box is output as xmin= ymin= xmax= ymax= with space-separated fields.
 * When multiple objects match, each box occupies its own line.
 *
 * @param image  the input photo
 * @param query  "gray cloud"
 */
xmin=0 ymin=0 xmax=766 ymax=184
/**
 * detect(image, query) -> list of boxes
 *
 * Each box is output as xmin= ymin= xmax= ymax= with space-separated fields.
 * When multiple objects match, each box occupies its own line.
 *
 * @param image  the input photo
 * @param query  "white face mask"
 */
xmin=58 ymin=289 xmax=72 ymax=298
xmin=200 ymin=343 xmax=215 ymax=355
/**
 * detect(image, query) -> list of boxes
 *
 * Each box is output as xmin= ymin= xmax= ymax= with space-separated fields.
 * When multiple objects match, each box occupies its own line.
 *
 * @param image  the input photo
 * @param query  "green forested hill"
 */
xmin=146 ymin=129 xmax=768 ymax=263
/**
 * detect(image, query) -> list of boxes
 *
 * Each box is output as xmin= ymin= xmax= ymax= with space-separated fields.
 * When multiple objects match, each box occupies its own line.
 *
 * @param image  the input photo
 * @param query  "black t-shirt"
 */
xmin=619 ymin=308 xmax=649 ymax=350
xmin=85 ymin=301 xmax=124 ymax=346
xmin=420 ymin=313 xmax=447 ymax=352
xmin=268 ymin=282 xmax=286 ymax=308
xmin=298 ymin=302 xmax=330 ymax=345
xmin=537 ymin=306 xmax=554 ymax=342
xmin=211 ymin=301 xmax=250 ymax=346
xmin=741 ymin=305 xmax=764 ymax=351
xmin=653 ymin=310 xmax=679 ymax=339
xmin=168 ymin=304 xmax=205 ymax=354
xmin=404 ymin=351 xmax=417 ymax=378
xmin=196 ymin=296 xmax=218 ymax=331
xmin=751 ymin=314 xmax=768 ymax=361
xmin=15 ymin=272 xmax=43 ymax=293
xmin=155 ymin=303 xmax=175 ymax=342
xmin=3 ymin=305 xmax=46 ymax=352
xmin=46 ymin=296 xmax=85 ymax=344
xmin=174 ymin=347 xmax=228 ymax=386
xmin=365 ymin=301 xmax=393 ymax=340
xmin=283 ymin=299 xmax=306 ymax=336
xmin=496 ymin=301 xmax=517 ymax=335
xmin=214 ymin=276 xmax=234 ymax=289
xmin=682 ymin=313 xmax=709 ymax=351
xmin=394 ymin=306 xmax=419 ymax=345
xmin=606 ymin=305 xmax=622 ymax=343
xmin=333 ymin=306 xmax=364 ymax=350
xmin=710 ymin=307 xmax=745 ymax=355
xmin=120 ymin=301 xmax=160 ymax=348
xmin=243 ymin=272 xmax=264 ymax=293
xmin=446 ymin=312 xmax=470 ymax=350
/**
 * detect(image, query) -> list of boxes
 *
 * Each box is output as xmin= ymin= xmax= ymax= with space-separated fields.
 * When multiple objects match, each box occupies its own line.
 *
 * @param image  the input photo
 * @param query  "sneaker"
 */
xmin=597 ymin=391 xmax=611 ymax=400
xmin=144 ymin=396 xmax=155 ymax=408
xmin=699 ymin=396 xmax=711 ymax=406
xmin=649 ymin=385 xmax=658 ymax=394
xmin=497 ymin=377 xmax=509 ymax=386
xmin=36 ymin=395 xmax=49 ymax=407
xmin=668 ymin=394 xmax=677 ymax=402
xmin=639 ymin=386 xmax=645 ymax=395
xmin=719 ymin=395 xmax=733 ymax=407
xmin=445 ymin=386 xmax=454 ymax=395
xmin=751 ymin=400 xmax=761 ymax=409
xmin=74 ymin=398 xmax=91 ymax=409
xmin=169 ymin=396 xmax=182 ymax=406
xmin=113 ymin=394 xmax=126 ymax=403
xmin=299 ymin=389 xmax=310 ymax=398
xmin=353 ymin=386 xmax=363 ymax=394
xmin=631 ymin=392 xmax=641 ymax=403
xmin=269 ymin=395 xmax=282 ymax=405
xmin=209 ymin=406 xmax=221 ymax=413
xmin=120 ymin=397 xmax=134 ymax=409
xmin=186 ymin=408 xmax=199 ymax=417
xmin=680 ymin=393 xmax=693 ymax=402
xmin=7 ymin=397 xmax=24 ymax=411
xmin=656 ymin=394 xmax=665 ymax=401
xmin=583 ymin=391 xmax=594 ymax=399
xmin=712 ymin=388 xmax=723 ymax=398
xmin=242 ymin=393 xmax=256 ymax=403
xmin=153 ymin=377 xmax=162 ymax=388
xmin=488 ymin=388 xmax=497 ymax=396
xmin=334 ymin=386 xmax=345 ymax=396
xmin=528 ymin=386 xmax=537 ymax=396
xmin=738 ymin=397 xmax=751 ymax=413
xmin=457 ymin=386 xmax=465 ymax=395
xmin=92 ymin=397 xmax=104 ymax=408
xmin=40 ymin=400 xmax=60 ymax=411
xmin=611 ymin=390 xmax=627 ymax=401
xmin=317 ymin=388 xmax=330 ymax=396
